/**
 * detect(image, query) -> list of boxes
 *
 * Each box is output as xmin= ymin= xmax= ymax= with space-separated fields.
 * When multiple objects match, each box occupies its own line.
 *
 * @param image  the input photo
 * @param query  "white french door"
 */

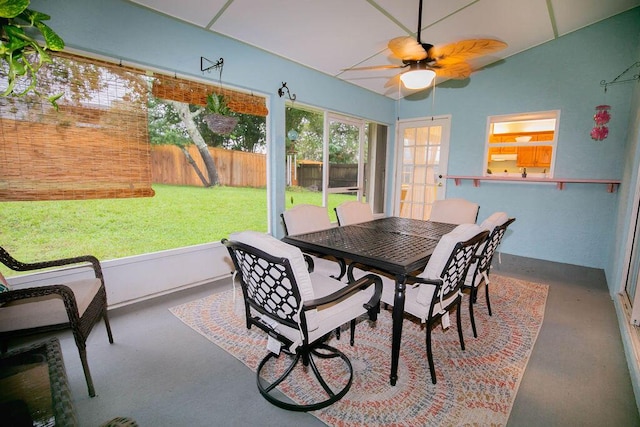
xmin=395 ymin=116 xmax=451 ymax=220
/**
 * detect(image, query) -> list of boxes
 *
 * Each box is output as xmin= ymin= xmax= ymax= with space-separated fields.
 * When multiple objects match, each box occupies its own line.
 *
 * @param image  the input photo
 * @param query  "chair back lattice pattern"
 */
xmin=477 ymin=218 xmax=516 ymax=274
xmin=225 ymin=240 xmax=306 ymax=335
xmin=437 ymin=231 xmax=489 ymax=299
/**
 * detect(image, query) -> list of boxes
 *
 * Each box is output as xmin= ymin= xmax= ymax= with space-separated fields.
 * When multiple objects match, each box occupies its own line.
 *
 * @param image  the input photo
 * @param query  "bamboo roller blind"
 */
xmin=152 ymin=75 xmax=269 ymax=117
xmin=0 ymin=52 xmax=268 ymax=201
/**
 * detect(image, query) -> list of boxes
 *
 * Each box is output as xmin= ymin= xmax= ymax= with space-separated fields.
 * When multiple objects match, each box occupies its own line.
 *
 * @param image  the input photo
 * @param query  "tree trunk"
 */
xmin=180 ymin=147 xmax=209 ymax=187
xmin=169 ymin=101 xmax=219 ymax=186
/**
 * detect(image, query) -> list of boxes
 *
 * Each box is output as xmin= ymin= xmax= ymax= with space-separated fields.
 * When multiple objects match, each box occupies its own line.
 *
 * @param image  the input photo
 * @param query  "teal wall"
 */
xmin=30 ymin=0 xmax=640 ymax=276
xmin=398 ymin=9 xmax=640 ymax=274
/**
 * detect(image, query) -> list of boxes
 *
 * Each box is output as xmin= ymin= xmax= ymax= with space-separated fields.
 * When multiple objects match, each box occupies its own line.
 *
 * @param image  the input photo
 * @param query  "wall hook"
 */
xmin=600 ymin=61 xmax=640 ymax=92
xmin=201 ymin=57 xmax=224 ymax=73
xmin=278 ymin=82 xmax=296 ymax=102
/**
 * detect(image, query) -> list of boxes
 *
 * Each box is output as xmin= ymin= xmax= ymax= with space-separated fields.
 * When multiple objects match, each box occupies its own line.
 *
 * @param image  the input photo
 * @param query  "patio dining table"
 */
xmin=282 ymin=216 xmax=456 ymax=386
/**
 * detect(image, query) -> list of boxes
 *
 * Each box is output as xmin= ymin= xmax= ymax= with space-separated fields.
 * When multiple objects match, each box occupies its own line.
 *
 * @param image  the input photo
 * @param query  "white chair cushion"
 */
xmin=336 ymin=201 xmax=374 ymax=225
xmin=416 ymin=223 xmax=483 ymax=306
xmin=250 ymin=271 xmax=373 ymax=349
xmin=230 ymin=230 xmax=313 ymax=300
xmin=376 ymin=274 xmax=459 ymax=323
xmin=429 ymin=198 xmax=479 ymax=225
xmin=308 ymin=255 xmax=342 ymax=278
xmin=0 ymin=278 xmax=102 ymax=332
xmin=230 ymin=231 xmax=320 ymax=330
xmin=480 ymin=211 xmax=509 ymax=231
xmin=283 ymin=204 xmax=334 ymax=235
xmin=465 ymin=212 xmax=510 ymax=287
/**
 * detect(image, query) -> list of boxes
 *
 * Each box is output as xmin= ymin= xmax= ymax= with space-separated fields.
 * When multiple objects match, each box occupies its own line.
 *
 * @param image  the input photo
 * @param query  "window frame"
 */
xmin=285 ymin=102 xmax=388 ymax=218
xmin=483 ymin=110 xmax=560 ymax=178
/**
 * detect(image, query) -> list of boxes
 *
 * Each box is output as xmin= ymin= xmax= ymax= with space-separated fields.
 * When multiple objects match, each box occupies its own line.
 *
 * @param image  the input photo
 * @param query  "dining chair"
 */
xmin=377 ymin=224 xmax=489 ymax=384
xmin=335 ymin=200 xmax=374 ymax=226
xmin=281 ymin=204 xmax=345 ymax=279
xmin=429 ymin=198 xmax=480 ymax=225
xmin=463 ymin=212 xmax=516 ymax=337
xmin=0 ymin=246 xmax=114 ymax=397
xmin=223 ymin=231 xmax=382 ymax=411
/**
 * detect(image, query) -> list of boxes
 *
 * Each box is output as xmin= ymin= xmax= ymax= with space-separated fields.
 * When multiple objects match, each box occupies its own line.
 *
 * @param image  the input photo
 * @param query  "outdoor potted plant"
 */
xmin=203 ymin=92 xmax=239 ymax=135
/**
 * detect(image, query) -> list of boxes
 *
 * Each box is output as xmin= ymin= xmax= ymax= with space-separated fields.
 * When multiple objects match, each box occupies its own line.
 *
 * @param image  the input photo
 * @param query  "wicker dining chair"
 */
xmin=0 ymin=246 xmax=114 ymax=397
xmin=223 ymin=231 xmax=382 ymax=411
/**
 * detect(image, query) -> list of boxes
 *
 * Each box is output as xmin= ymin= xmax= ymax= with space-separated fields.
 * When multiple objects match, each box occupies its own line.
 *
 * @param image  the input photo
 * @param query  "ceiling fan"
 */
xmin=344 ymin=0 xmax=507 ymax=90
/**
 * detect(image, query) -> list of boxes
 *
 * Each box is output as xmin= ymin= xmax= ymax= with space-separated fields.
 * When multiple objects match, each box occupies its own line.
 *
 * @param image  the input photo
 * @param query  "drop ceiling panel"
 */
xmin=420 ymin=0 xmax=554 ymax=55
xmin=551 ymin=0 xmax=640 ymax=36
xmin=373 ymin=0 xmax=479 ymax=35
xmin=211 ymin=0 xmax=405 ymax=76
xmin=130 ymin=0 xmax=225 ymax=27
xmin=125 ymin=0 xmax=639 ymax=98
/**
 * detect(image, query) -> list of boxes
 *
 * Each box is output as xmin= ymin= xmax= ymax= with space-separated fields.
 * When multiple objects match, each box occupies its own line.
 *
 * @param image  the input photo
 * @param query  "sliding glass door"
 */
xmin=325 ymin=114 xmax=365 ymax=209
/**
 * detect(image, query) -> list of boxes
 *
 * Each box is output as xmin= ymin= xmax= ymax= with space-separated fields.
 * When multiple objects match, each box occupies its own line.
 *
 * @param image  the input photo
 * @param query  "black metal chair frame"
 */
xmin=464 ymin=218 xmax=516 ymax=337
xmin=404 ymin=230 xmax=488 ymax=384
xmin=223 ymin=238 xmax=382 ymax=412
xmin=280 ymin=211 xmax=347 ymax=280
xmin=0 ymin=246 xmax=114 ymax=397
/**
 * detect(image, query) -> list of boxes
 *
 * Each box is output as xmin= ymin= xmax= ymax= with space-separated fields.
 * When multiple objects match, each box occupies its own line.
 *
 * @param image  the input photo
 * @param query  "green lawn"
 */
xmin=0 ymin=184 xmax=354 ymax=264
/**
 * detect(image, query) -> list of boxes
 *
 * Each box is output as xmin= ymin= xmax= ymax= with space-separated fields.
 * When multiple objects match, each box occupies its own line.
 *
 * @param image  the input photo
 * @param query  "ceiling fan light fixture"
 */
xmin=400 ymin=66 xmax=436 ymax=89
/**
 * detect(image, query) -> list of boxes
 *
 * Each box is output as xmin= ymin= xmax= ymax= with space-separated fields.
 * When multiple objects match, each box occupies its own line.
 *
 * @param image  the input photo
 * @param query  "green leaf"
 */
xmin=48 ymin=92 xmax=63 ymax=111
xmin=206 ymin=93 xmax=230 ymax=115
xmin=0 ymin=0 xmax=30 ymax=19
xmin=35 ymin=22 xmax=64 ymax=51
xmin=22 ymin=8 xmax=50 ymax=24
xmin=3 ymin=24 xmax=31 ymax=50
xmin=0 ymin=1 xmax=65 ymax=103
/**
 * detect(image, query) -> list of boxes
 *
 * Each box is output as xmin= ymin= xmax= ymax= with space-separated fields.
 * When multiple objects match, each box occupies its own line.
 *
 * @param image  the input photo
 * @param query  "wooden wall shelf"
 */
xmin=445 ymin=175 xmax=621 ymax=193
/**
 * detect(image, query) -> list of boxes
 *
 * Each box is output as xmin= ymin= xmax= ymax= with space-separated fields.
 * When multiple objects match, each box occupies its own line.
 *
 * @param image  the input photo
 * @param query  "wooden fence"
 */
xmin=151 ymin=145 xmax=267 ymax=187
xmin=151 ymin=145 xmax=362 ymax=190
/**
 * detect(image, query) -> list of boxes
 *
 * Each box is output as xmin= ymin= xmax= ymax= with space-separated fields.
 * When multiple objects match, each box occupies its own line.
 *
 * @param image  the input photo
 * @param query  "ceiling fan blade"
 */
xmin=434 ymin=62 xmax=472 ymax=79
xmin=431 ymin=39 xmax=507 ymax=65
xmin=342 ymin=64 xmax=404 ymax=72
xmin=388 ymin=36 xmax=428 ymax=61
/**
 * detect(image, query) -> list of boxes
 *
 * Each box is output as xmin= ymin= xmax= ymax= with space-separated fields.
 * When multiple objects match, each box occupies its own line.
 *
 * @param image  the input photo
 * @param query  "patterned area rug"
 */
xmin=170 ymin=275 xmax=548 ymax=426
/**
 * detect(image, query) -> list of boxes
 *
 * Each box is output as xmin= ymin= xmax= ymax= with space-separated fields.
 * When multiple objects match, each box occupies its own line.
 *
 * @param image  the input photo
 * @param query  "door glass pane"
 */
xmin=328 ymin=120 xmax=360 ymax=190
xmin=367 ymin=123 xmax=386 ymax=214
xmin=399 ymin=122 xmax=444 ymax=220
xmin=285 ymin=106 xmax=323 ymax=191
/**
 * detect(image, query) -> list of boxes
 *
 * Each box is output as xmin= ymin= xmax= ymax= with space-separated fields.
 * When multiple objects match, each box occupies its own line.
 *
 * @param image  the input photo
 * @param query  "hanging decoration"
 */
xmin=590 ymin=105 xmax=611 ymax=141
xmin=591 ymin=61 xmax=639 ymax=141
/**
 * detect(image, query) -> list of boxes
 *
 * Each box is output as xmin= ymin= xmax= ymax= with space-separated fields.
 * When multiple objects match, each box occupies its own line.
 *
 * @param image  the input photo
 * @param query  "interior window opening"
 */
xmin=485 ymin=110 xmax=559 ymax=178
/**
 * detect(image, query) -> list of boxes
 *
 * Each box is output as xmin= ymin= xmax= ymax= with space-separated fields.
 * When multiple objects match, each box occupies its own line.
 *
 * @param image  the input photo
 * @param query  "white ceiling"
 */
xmin=127 ymin=0 xmax=639 ymax=99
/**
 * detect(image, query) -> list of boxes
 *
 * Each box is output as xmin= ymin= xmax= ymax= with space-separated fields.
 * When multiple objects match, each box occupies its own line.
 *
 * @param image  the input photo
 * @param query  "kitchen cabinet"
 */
xmin=517 ymin=146 xmax=552 ymax=167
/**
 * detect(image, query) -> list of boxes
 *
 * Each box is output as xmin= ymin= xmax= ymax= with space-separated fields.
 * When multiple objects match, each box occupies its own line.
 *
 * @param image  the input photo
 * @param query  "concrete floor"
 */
xmin=8 ymin=254 xmax=640 ymax=426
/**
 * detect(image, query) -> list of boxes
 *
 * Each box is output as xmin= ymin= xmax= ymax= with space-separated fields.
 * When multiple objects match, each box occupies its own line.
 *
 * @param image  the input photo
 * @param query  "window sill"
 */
xmin=445 ymin=175 xmax=621 ymax=192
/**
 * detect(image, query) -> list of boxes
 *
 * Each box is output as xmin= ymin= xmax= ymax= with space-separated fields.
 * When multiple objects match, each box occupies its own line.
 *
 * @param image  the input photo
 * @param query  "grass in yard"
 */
xmin=0 ymin=184 xmax=354 ymax=264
